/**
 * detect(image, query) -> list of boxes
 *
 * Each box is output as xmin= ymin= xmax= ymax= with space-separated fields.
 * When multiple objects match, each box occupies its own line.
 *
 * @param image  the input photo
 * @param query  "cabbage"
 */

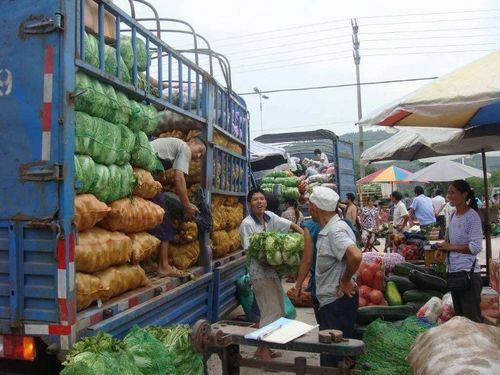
xmin=247 ymin=232 xmax=304 ymax=275
xmin=123 ymin=326 xmax=176 ymax=375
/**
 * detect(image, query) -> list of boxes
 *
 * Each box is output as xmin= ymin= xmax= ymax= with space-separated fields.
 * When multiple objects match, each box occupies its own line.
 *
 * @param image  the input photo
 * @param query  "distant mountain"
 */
xmin=339 ymin=130 xmax=500 ymax=173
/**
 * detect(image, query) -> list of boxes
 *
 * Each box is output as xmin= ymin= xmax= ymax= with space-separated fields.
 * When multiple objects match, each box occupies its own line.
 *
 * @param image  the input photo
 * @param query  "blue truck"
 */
xmin=254 ymin=129 xmax=356 ymax=200
xmin=0 ymin=0 xmax=249 ymax=368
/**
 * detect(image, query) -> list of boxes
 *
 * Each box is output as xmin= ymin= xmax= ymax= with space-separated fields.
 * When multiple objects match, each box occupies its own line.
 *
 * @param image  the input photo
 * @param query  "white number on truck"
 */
xmin=0 ymin=69 xmax=13 ymax=96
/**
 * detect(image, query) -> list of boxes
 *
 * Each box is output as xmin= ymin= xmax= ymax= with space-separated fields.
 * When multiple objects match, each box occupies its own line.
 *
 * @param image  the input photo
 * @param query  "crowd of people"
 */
xmin=239 ymin=178 xmax=485 ymax=367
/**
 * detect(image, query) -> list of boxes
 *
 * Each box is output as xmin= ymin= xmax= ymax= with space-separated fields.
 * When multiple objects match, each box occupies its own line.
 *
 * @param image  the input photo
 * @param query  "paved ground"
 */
xmin=207 ymin=236 xmax=500 ymax=374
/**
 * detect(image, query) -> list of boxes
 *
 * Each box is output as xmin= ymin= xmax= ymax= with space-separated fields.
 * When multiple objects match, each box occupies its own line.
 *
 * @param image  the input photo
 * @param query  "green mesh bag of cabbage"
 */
xmin=75 ymin=112 xmax=135 ymax=166
xmin=128 ymin=100 xmax=159 ymax=135
xmin=75 ymin=157 xmax=134 ymax=203
xmin=119 ymin=36 xmax=149 ymax=72
xmin=247 ymin=232 xmax=304 ymax=276
xmin=75 ymin=72 xmax=132 ymax=125
xmin=130 ymin=131 xmax=164 ymax=172
xmin=83 ymin=32 xmax=131 ymax=83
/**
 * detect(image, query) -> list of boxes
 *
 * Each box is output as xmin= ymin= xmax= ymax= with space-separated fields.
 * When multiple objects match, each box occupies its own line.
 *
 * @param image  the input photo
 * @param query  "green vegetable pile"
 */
xmin=145 ymin=325 xmax=204 ymax=375
xmin=355 ymin=316 xmax=433 ymax=375
xmin=61 ymin=332 xmax=140 ymax=375
xmin=247 ymin=232 xmax=304 ymax=275
xmin=62 ymin=326 xmax=203 ymax=375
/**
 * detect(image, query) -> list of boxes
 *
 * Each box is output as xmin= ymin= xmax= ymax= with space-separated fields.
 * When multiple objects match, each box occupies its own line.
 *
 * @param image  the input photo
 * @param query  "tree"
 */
xmin=354 ymin=159 xmax=376 ymax=181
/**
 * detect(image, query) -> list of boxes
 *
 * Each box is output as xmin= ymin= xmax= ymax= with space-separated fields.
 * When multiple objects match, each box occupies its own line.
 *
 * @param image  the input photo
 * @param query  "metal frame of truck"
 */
xmin=0 ymin=0 xmax=249 ymax=361
xmin=254 ymin=129 xmax=356 ymax=199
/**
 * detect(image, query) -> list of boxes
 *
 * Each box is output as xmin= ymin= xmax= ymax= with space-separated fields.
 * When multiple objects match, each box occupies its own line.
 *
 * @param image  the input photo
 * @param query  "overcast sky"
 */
xmin=115 ymin=0 xmax=500 ymax=140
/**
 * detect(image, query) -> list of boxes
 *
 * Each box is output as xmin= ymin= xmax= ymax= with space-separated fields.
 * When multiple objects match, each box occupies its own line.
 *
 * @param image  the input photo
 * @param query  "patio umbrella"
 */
xmin=359 ymin=51 xmax=500 ymax=276
xmin=357 ymin=165 xmax=419 ymax=184
xmin=405 ymin=159 xmax=491 ymax=182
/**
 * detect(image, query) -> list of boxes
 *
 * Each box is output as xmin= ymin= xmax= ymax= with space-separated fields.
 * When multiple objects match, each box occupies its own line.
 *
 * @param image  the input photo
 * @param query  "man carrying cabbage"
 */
xmin=149 ymin=136 xmax=206 ymax=277
xmin=309 ymin=187 xmax=362 ymax=368
xmin=240 ymin=188 xmax=303 ymax=361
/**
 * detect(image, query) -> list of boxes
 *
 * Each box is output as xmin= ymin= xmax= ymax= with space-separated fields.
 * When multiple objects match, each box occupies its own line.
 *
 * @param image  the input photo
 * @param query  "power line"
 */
xmin=211 ymin=17 xmax=350 ymax=42
xmin=359 ymin=15 xmax=500 ymax=27
xmin=238 ymin=77 xmax=438 ymax=95
xmin=360 ymin=25 xmax=500 ymax=35
xmin=232 ymin=49 xmax=352 ymax=69
xmin=360 ymin=33 xmax=500 ymax=43
xmin=356 ymin=8 xmax=500 ymax=19
xmin=225 ymin=34 xmax=352 ymax=56
xmin=213 ymin=8 xmax=500 ymax=43
xmin=364 ymin=48 xmax=497 ymax=57
xmin=214 ymin=24 xmax=351 ymax=48
xmin=232 ymin=55 xmax=352 ymax=74
xmin=230 ymin=41 xmax=352 ymax=62
xmin=363 ymin=41 xmax=500 ymax=51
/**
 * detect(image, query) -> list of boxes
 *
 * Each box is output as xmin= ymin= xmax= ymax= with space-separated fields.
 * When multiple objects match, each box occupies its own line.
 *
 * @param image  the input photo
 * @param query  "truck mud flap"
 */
xmin=212 ymin=256 xmax=246 ymax=322
xmin=85 ymin=273 xmax=213 ymax=339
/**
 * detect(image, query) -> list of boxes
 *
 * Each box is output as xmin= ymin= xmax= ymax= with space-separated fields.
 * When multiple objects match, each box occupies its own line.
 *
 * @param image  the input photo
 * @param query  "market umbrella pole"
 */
xmin=482 ymin=149 xmax=492 ymax=280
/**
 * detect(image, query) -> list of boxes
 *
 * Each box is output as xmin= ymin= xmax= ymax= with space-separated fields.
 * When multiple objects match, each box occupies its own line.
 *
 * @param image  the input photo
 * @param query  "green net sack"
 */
xmin=75 ymin=112 xmax=134 ymax=166
xmin=119 ymin=163 xmax=136 ymax=198
xmin=119 ymin=36 xmax=148 ymax=72
xmin=113 ymin=91 xmax=132 ymax=125
xmin=89 ymin=163 xmax=111 ymax=203
xmin=106 ymin=164 xmax=135 ymax=202
xmin=83 ymin=32 xmax=99 ymax=68
xmin=75 ymin=72 xmax=117 ymax=122
xmin=130 ymin=131 xmax=163 ymax=172
xmin=123 ymin=326 xmax=176 ymax=375
xmin=128 ymin=100 xmax=159 ymax=135
xmin=355 ymin=317 xmax=433 ymax=375
xmin=75 ymin=155 xmax=96 ymax=194
xmin=104 ymin=44 xmax=131 ymax=83
xmin=115 ymin=124 xmax=136 ymax=165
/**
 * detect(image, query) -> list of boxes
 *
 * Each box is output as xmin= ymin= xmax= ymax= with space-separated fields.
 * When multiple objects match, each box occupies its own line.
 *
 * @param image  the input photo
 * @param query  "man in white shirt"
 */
xmin=391 ymin=191 xmax=409 ymax=235
xmin=240 ymin=188 xmax=303 ymax=360
xmin=432 ymin=189 xmax=446 ymax=239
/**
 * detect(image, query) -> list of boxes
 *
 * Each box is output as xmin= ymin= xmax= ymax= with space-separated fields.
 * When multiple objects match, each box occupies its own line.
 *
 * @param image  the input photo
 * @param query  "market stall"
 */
xmin=359 ymin=50 xmax=500 ymax=280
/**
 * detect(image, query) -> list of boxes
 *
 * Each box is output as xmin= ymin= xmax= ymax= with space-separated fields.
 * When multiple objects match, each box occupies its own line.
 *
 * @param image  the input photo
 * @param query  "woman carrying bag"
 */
xmin=436 ymin=180 xmax=483 ymax=322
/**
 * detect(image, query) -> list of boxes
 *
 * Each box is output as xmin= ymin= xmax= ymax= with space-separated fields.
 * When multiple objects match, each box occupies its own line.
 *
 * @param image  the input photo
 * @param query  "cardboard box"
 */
xmin=489 ymin=258 xmax=500 ymax=292
xmin=84 ymin=0 xmax=116 ymax=41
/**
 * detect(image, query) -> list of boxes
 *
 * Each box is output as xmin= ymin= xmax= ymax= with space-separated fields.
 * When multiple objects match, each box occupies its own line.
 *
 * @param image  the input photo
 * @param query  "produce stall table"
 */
xmin=190 ymin=320 xmax=364 ymax=374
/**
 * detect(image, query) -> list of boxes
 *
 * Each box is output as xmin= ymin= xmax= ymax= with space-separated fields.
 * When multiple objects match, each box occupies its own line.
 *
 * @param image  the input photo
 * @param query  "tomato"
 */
xmin=361 ymin=269 xmax=373 ymax=287
xmin=359 ymin=297 xmax=368 ymax=307
xmin=367 ymin=262 xmax=381 ymax=274
xmin=373 ymin=270 xmax=385 ymax=291
xmin=359 ymin=285 xmax=372 ymax=299
xmin=369 ymin=290 xmax=384 ymax=305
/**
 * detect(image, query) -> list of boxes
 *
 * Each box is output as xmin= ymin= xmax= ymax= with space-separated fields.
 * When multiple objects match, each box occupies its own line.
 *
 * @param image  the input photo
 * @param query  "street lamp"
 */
xmin=253 ymin=87 xmax=269 ymax=135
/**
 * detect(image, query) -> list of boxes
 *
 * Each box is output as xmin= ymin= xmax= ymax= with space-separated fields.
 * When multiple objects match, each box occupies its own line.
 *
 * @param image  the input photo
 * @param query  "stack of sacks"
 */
xmin=75 ymin=195 xmax=163 ymax=311
xmin=211 ymin=194 xmax=244 ymax=258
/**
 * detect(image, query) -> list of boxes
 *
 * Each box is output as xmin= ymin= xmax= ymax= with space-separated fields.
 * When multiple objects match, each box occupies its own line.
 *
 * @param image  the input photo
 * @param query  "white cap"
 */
xmin=309 ymin=186 xmax=339 ymax=212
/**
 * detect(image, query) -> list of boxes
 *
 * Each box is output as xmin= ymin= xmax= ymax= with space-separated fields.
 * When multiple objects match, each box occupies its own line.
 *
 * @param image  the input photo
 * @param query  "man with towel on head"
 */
xmin=309 ymin=186 xmax=362 ymax=368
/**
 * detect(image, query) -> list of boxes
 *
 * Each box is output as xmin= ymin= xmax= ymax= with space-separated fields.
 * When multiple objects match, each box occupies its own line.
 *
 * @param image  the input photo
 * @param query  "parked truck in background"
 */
xmin=254 ymin=129 xmax=356 ymax=200
xmin=0 ymin=0 xmax=249 ymax=369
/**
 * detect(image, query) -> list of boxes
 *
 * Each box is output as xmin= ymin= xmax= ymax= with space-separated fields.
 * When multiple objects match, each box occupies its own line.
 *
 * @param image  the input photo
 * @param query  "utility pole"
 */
xmin=352 ymin=18 xmax=365 ymax=178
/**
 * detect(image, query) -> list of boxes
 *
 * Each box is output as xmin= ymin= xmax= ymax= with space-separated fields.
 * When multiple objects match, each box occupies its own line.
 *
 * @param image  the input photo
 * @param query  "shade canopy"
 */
xmin=357 ymin=165 xmax=420 ymax=184
xmin=359 ymin=51 xmax=500 ymax=131
xmin=405 ymin=159 xmax=491 ymax=182
xmin=361 ymin=127 xmax=500 ymax=165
